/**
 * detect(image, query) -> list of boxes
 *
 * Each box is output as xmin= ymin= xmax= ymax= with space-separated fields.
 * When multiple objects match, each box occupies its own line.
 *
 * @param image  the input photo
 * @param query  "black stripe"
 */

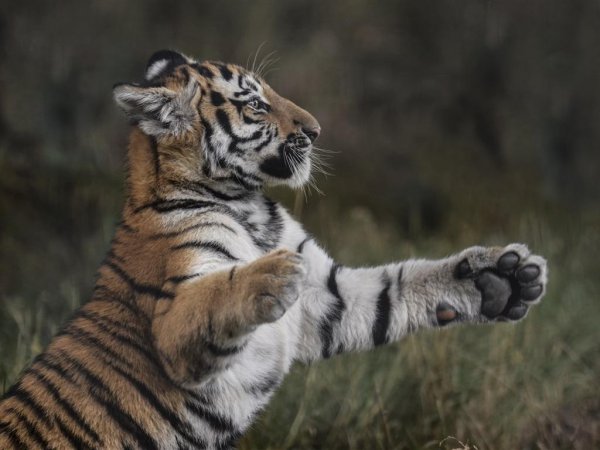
xmin=372 ymin=274 xmax=392 ymax=347
xmin=60 ymin=325 xmax=119 ymax=357
xmin=215 ymin=109 xmax=236 ymax=138
xmin=134 ymin=198 xmax=218 ymax=214
xmin=149 ymin=136 xmax=161 ymax=181
xmin=75 ymin=308 xmax=143 ymax=337
xmin=55 ymin=418 xmax=95 ymax=450
xmin=72 ymin=311 xmax=156 ymax=363
xmin=89 ymin=296 xmax=151 ymax=327
xmin=168 ymin=179 xmax=249 ymax=202
xmin=60 ymin=328 xmax=205 ymax=448
xmin=192 ymin=63 xmax=214 ymax=79
xmin=165 ymin=273 xmax=200 ymax=284
xmin=27 ymin=367 xmax=101 ymax=445
xmin=242 ymin=371 xmax=282 ymax=397
xmin=210 ymin=91 xmax=226 ymax=106
xmin=185 ymin=400 xmax=236 ymax=433
xmin=59 ymin=324 xmax=170 ymax=384
xmin=171 ymin=240 xmax=238 ymax=260
xmin=231 ymin=165 xmax=262 ymax=183
xmin=232 ymin=89 xmax=251 ymax=98
xmin=242 ymin=113 xmax=261 ymax=124
xmin=297 ymin=237 xmax=311 ymax=253
xmin=247 ymin=197 xmax=283 ymax=252
xmin=253 ymin=133 xmax=273 ymax=152
xmin=150 ymin=198 xmax=218 ymax=213
xmin=215 ymin=174 xmax=254 ymax=191
xmin=228 ymin=266 xmax=236 ymax=281
xmin=103 ymin=360 xmax=205 ymax=448
xmin=264 ymin=198 xmax=283 ymax=249
xmin=196 ymin=182 xmax=248 ymax=201
xmin=319 ymin=264 xmax=346 ymax=358
xmin=2 ymin=384 xmax=51 ymax=427
xmin=230 ymin=172 xmax=260 ymax=190
xmin=397 ymin=266 xmax=404 ymax=301
xmin=204 ymin=318 xmax=246 ymax=357
xmin=201 ymin=118 xmax=217 ymax=157
xmin=3 ymin=407 xmax=49 ymax=449
xmin=0 ymin=421 xmax=26 ymax=449
xmin=45 ymin=351 xmax=159 ymax=450
xmin=229 ymin=98 xmax=245 ymax=114
xmin=206 ymin=341 xmax=246 ymax=357
xmin=147 ymin=221 xmax=237 ymax=240
xmin=104 ymin=259 xmax=174 ymax=299
xmin=215 ymin=109 xmax=262 ymax=144
xmin=246 ymin=80 xmax=259 ymax=92
xmin=215 ymin=63 xmax=233 ymax=81
xmin=327 ymin=264 xmax=343 ymax=302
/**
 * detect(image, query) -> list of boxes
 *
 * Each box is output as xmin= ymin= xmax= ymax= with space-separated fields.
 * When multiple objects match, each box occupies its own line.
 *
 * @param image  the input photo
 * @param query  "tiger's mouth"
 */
xmin=259 ymin=133 xmax=312 ymax=183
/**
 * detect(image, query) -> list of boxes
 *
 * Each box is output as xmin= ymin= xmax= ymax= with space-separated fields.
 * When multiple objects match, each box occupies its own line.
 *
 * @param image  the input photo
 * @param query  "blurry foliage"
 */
xmin=0 ymin=0 xmax=599 ymax=448
xmin=1 ymin=0 xmax=599 ymax=209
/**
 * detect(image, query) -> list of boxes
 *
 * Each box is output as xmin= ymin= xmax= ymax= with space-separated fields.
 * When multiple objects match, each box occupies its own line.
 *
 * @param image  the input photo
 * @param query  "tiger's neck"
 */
xmin=125 ymin=127 xmax=260 ymax=210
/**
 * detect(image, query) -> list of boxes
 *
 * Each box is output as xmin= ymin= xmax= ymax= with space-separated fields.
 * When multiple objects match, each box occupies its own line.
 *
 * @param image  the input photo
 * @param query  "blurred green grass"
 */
xmin=0 ymin=164 xmax=598 ymax=449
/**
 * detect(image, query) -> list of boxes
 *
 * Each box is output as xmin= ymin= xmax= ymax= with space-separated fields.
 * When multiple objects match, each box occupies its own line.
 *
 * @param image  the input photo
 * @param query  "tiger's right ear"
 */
xmin=145 ymin=49 xmax=190 ymax=81
xmin=113 ymin=80 xmax=199 ymax=137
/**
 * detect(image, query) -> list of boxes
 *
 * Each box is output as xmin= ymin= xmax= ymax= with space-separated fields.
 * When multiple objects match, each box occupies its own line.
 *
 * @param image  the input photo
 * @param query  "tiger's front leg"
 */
xmin=403 ymin=243 xmax=548 ymax=326
xmin=152 ymin=249 xmax=304 ymax=386
xmin=295 ymin=241 xmax=548 ymax=361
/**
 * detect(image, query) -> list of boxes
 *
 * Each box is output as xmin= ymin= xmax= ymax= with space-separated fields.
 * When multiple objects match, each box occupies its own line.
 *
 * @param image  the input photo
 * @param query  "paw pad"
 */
xmin=475 ymin=271 xmax=511 ymax=319
xmin=453 ymin=245 xmax=547 ymax=323
xmin=497 ymin=251 xmax=520 ymax=271
xmin=517 ymin=265 xmax=540 ymax=283
xmin=436 ymin=302 xmax=458 ymax=325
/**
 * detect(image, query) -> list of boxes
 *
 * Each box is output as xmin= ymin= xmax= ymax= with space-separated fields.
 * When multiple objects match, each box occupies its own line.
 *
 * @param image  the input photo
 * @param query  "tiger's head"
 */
xmin=113 ymin=50 xmax=321 ymax=191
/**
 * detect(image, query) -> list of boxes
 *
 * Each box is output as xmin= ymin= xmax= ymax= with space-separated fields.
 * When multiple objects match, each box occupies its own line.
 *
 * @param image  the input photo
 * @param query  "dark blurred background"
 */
xmin=1 ymin=1 xmax=599 ymax=449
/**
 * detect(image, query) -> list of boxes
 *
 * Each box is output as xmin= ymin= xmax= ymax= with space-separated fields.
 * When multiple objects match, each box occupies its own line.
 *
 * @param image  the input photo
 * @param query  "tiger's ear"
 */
xmin=113 ymin=80 xmax=200 ymax=137
xmin=145 ymin=49 xmax=189 ymax=81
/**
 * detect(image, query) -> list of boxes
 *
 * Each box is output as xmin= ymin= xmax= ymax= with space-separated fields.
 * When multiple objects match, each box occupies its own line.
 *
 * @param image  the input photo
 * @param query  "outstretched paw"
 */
xmin=451 ymin=244 xmax=548 ymax=322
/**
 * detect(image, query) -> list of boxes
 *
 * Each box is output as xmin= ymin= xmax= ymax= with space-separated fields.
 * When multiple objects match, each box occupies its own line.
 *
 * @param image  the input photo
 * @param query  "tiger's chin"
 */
xmin=259 ymin=149 xmax=312 ymax=189
xmin=287 ymin=157 xmax=312 ymax=189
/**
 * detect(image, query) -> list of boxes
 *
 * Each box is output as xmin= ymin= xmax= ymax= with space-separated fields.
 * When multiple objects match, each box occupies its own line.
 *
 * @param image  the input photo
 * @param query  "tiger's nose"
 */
xmin=302 ymin=126 xmax=321 ymax=143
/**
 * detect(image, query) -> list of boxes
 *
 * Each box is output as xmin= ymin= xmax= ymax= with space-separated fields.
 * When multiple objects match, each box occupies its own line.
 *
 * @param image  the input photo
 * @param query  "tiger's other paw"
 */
xmin=235 ymin=249 xmax=305 ymax=325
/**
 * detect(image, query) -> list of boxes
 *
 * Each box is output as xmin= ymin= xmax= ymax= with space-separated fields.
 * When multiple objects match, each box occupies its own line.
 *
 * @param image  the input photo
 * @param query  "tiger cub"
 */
xmin=0 ymin=50 xmax=548 ymax=449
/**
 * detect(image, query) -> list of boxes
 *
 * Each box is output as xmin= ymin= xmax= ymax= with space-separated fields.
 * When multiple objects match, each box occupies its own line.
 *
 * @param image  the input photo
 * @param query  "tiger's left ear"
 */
xmin=113 ymin=79 xmax=200 ymax=137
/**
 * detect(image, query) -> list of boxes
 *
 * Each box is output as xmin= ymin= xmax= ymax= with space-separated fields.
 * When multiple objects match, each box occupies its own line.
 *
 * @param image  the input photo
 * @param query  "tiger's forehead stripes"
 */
xmin=196 ymin=63 xmax=265 ymax=102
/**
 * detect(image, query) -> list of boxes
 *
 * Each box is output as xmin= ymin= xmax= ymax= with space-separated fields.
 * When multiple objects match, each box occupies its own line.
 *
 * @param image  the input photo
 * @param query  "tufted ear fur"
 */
xmin=145 ymin=49 xmax=190 ymax=81
xmin=113 ymin=79 xmax=200 ymax=137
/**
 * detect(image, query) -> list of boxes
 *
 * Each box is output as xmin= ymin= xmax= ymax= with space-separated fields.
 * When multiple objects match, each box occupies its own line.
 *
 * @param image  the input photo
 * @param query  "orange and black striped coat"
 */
xmin=0 ymin=50 xmax=548 ymax=449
